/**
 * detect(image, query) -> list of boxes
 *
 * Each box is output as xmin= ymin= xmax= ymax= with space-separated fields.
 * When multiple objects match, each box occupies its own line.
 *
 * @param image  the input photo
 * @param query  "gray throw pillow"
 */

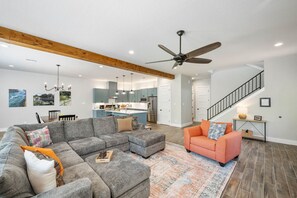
xmin=208 ymin=122 xmax=227 ymax=140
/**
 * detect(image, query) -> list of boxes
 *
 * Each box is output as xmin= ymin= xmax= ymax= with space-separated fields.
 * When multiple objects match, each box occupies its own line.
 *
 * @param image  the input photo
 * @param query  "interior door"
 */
xmin=157 ymin=85 xmax=171 ymax=125
xmin=195 ymin=86 xmax=210 ymax=121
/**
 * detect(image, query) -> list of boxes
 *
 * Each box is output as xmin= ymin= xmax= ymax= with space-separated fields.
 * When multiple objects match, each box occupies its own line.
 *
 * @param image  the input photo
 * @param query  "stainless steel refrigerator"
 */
xmin=147 ymin=96 xmax=157 ymax=123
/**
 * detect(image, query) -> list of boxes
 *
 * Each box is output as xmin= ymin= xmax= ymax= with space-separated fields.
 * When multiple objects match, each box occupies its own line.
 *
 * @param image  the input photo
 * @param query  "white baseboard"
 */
xmin=170 ymin=122 xmax=193 ymax=128
xmin=267 ymin=136 xmax=297 ymax=146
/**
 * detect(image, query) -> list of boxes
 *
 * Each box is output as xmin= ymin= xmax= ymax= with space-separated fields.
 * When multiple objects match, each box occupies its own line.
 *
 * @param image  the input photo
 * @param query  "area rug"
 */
xmin=128 ymin=142 xmax=236 ymax=198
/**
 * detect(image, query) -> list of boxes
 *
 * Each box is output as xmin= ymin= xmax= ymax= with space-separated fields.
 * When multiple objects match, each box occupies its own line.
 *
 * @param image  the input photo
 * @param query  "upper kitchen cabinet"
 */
xmin=140 ymin=89 xmax=147 ymax=99
xmin=93 ymin=88 xmax=109 ymax=103
xmin=147 ymin=88 xmax=157 ymax=97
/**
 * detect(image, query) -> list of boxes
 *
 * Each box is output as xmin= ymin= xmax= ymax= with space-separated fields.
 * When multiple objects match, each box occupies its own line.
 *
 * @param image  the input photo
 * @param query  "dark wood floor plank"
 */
xmin=253 ymin=164 xmax=264 ymax=184
xmin=276 ymin=182 xmax=291 ymax=198
xmin=250 ymin=181 xmax=264 ymax=198
xmin=236 ymin=188 xmax=249 ymax=198
xmin=240 ymin=168 xmax=254 ymax=191
xmin=264 ymin=182 xmax=277 ymax=198
xmin=224 ymin=178 xmax=241 ymax=197
xmin=264 ymin=166 xmax=275 ymax=185
xmin=286 ymin=176 xmax=297 ymax=198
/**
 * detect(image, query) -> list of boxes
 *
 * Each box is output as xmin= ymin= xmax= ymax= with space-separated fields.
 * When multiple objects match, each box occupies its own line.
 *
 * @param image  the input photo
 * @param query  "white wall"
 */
xmin=211 ymin=66 xmax=260 ymax=104
xmin=213 ymin=54 xmax=297 ymax=145
xmin=157 ymin=74 xmax=192 ymax=127
xmin=0 ymin=69 xmax=106 ymax=129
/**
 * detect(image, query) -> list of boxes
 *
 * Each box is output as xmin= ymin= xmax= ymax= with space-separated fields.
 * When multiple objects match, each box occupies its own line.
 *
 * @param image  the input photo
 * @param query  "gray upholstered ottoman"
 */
xmin=127 ymin=130 xmax=165 ymax=158
xmin=85 ymin=149 xmax=150 ymax=198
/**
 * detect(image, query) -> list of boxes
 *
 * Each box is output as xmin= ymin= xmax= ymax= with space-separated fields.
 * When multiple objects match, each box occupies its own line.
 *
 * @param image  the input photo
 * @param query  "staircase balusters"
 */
xmin=207 ymin=71 xmax=264 ymax=120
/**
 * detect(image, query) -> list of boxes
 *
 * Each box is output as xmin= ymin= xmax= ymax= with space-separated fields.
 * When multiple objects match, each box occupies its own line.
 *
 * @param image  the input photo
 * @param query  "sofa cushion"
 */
xmin=56 ymin=149 xmax=84 ymax=168
xmin=68 ymin=137 xmax=105 ymax=156
xmin=0 ymin=142 xmax=35 ymax=197
xmin=201 ymin=119 xmax=211 ymax=136
xmin=45 ymin=142 xmax=72 ymax=154
xmin=63 ymin=162 xmax=110 ymax=198
xmin=93 ymin=117 xmax=116 ymax=136
xmin=99 ymin=133 xmax=129 ymax=148
xmin=1 ymin=126 xmax=29 ymax=146
xmin=25 ymin=126 xmax=53 ymax=147
xmin=0 ymin=143 xmax=26 ymax=169
xmin=0 ymin=164 xmax=35 ymax=198
xmin=200 ymin=120 xmax=233 ymax=136
xmin=191 ymin=136 xmax=216 ymax=151
xmin=85 ymin=149 xmax=150 ymax=198
xmin=208 ymin=123 xmax=227 ymax=140
xmin=117 ymin=117 xmax=133 ymax=132
xmin=24 ymin=150 xmax=56 ymax=194
xmin=64 ymin=118 xmax=94 ymax=141
xmin=114 ymin=116 xmax=140 ymax=131
xmin=16 ymin=121 xmax=65 ymax=143
xmin=127 ymin=130 xmax=165 ymax=147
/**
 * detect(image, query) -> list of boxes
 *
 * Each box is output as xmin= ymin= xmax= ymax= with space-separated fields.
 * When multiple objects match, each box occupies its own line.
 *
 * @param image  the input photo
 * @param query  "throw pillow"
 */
xmin=24 ymin=150 xmax=56 ymax=194
xmin=117 ymin=117 xmax=133 ymax=132
xmin=25 ymin=126 xmax=53 ymax=147
xmin=208 ymin=122 xmax=227 ymax=140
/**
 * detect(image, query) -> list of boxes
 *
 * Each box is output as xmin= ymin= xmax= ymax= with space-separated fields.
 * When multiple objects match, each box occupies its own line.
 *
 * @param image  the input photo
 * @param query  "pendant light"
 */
xmin=122 ymin=75 xmax=126 ymax=95
xmin=129 ymin=73 xmax=134 ymax=94
xmin=115 ymin=77 xmax=119 ymax=95
xmin=44 ymin=64 xmax=71 ymax=91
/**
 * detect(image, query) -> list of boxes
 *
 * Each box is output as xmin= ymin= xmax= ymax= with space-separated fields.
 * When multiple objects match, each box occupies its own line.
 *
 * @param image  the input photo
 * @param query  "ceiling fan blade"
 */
xmin=172 ymin=62 xmax=178 ymax=70
xmin=158 ymin=44 xmax=177 ymax=56
xmin=145 ymin=59 xmax=173 ymax=64
xmin=186 ymin=58 xmax=212 ymax=64
xmin=186 ymin=42 xmax=221 ymax=59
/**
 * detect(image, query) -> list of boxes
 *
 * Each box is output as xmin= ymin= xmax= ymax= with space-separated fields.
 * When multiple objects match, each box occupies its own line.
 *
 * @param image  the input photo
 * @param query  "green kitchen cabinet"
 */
xmin=129 ymin=92 xmax=135 ymax=102
xmin=152 ymin=88 xmax=157 ymax=96
xmin=93 ymin=88 xmax=109 ymax=103
xmin=140 ymin=89 xmax=147 ymax=99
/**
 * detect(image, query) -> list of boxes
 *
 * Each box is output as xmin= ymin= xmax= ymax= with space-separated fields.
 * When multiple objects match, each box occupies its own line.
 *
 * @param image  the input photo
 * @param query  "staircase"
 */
xmin=207 ymin=71 xmax=264 ymax=120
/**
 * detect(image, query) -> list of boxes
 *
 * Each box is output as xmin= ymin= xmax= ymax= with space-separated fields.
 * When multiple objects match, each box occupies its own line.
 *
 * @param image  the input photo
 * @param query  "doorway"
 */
xmin=157 ymin=84 xmax=171 ymax=125
xmin=195 ymin=86 xmax=210 ymax=121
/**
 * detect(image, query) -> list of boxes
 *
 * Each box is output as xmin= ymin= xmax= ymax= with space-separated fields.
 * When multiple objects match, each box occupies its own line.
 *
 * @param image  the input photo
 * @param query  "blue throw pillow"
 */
xmin=208 ymin=122 xmax=227 ymax=140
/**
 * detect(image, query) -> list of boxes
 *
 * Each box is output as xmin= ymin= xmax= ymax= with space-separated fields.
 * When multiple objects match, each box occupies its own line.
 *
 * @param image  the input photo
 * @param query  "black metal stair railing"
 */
xmin=207 ymin=70 xmax=264 ymax=120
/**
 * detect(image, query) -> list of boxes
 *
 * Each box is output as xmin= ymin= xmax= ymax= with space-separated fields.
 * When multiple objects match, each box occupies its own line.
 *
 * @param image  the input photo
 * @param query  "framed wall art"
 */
xmin=260 ymin=97 xmax=271 ymax=107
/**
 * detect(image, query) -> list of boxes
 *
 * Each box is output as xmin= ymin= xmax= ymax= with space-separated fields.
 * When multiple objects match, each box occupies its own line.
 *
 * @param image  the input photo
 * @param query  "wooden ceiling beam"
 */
xmin=0 ymin=26 xmax=175 ymax=79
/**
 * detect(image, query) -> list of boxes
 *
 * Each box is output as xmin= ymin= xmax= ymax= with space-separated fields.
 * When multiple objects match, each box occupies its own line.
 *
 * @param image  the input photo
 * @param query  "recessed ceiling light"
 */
xmin=99 ymin=65 xmax=103 ymax=68
xmin=78 ymin=74 xmax=82 ymax=77
xmin=192 ymin=77 xmax=195 ymax=80
xmin=274 ymin=42 xmax=283 ymax=47
xmin=0 ymin=43 xmax=8 ymax=48
xmin=128 ymin=50 xmax=134 ymax=55
xmin=8 ymin=64 xmax=14 ymax=68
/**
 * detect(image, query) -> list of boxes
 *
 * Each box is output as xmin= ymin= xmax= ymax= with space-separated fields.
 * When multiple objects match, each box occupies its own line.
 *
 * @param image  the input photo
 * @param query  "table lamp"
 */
xmin=237 ymin=106 xmax=248 ymax=119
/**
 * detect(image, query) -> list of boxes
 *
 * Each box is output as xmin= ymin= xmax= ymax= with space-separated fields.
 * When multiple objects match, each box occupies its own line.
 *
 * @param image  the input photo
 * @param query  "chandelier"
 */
xmin=44 ymin=64 xmax=71 ymax=91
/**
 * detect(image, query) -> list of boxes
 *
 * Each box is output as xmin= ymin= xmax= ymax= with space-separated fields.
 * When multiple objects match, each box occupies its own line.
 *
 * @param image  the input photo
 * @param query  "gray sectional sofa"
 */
xmin=0 ymin=116 xmax=165 ymax=198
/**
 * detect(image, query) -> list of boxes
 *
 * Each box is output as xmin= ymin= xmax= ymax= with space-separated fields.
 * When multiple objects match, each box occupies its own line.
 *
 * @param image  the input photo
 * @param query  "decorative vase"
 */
xmin=238 ymin=114 xmax=247 ymax=119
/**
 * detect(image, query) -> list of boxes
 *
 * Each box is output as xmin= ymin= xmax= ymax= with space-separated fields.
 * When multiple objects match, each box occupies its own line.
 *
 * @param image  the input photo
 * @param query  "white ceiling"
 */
xmin=0 ymin=0 xmax=297 ymax=79
xmin=0 ymin=44 xmax=157 ymax=82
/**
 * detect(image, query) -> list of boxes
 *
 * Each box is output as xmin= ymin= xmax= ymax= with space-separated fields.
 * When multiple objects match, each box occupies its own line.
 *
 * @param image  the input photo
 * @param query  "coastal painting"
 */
xmin=33 ymin=93 xmax=54 ymax=106
xmin=60 ymin=91 xmax=71 ymax=106
xmin=9 ymin=89 xmax=26 ymax=107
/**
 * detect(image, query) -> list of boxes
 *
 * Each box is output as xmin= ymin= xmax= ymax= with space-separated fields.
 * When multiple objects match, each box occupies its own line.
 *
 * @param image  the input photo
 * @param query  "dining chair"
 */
xmin=58 ymin=114 xmax=76 ymax=121
xmin=49 ymin=110 xmax=61 ymax=120
xmin=35 ymin=112 xmax=42 ymax=123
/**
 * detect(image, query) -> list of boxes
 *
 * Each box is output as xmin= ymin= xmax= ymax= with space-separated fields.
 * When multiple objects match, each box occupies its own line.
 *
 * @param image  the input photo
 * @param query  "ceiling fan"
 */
xmin=146 ymin=30 xmax=221 ymax=69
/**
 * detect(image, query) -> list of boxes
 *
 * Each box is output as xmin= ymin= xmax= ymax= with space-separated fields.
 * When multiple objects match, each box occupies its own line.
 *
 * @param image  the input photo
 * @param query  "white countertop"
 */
xmin=105 ymin=110 xmax=147 ymax=114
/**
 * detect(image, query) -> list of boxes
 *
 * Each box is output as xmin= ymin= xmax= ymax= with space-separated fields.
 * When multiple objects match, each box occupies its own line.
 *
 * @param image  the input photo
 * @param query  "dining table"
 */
xmin=40 ymin=116 xmax=58 ymax=123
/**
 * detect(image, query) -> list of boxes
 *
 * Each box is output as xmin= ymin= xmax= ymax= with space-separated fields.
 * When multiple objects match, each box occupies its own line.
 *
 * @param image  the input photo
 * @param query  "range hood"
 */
xmin=107 ymin=81 xmax=117 ymax=99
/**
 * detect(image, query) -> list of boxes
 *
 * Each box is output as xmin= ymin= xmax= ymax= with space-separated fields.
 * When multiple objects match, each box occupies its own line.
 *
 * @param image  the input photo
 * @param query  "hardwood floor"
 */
xmin=150 ymin=123 xmax=297 ymax=198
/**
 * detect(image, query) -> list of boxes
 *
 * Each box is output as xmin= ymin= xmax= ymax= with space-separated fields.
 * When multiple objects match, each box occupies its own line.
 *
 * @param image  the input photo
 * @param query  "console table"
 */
xmin=233 ymin=118 xmax=266 ymax=142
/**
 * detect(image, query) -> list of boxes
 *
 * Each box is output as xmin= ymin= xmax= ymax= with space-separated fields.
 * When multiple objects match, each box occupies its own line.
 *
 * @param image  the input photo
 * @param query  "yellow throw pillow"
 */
xmin=117 ymin=117 xmax=133 ymax=132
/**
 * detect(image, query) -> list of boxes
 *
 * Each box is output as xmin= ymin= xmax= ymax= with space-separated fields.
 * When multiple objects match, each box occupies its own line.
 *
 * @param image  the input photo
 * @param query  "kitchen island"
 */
xmin=93 ymin=109 xmax=147 ymax=124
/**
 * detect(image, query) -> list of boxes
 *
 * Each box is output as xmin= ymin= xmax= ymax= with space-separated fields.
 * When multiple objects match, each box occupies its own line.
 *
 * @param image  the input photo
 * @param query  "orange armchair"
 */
xmin=184 ymin=120 xmax=242 ymax=166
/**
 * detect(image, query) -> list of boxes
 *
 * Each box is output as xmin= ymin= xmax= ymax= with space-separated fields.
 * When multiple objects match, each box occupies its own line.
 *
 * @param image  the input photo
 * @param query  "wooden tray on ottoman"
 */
xmin=96 ymin=150 xmax=113 ymax=163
